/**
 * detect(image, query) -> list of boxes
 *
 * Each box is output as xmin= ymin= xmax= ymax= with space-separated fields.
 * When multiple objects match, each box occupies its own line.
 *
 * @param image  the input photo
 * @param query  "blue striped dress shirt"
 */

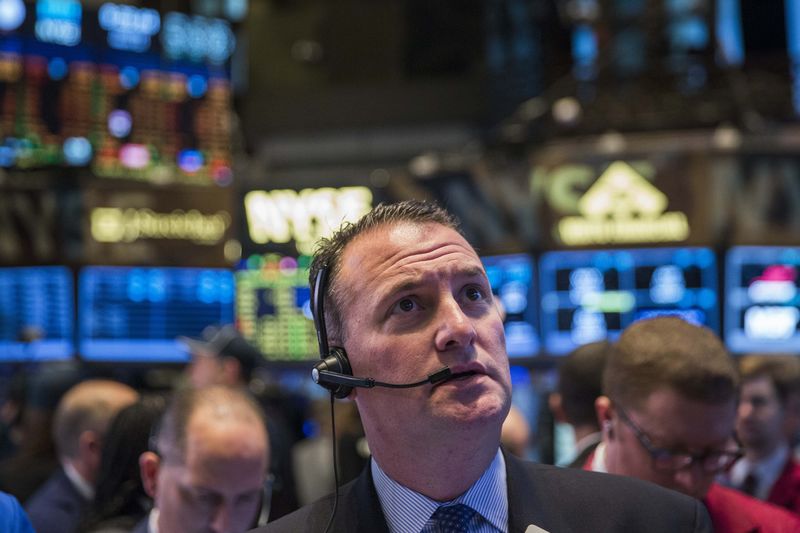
xmin=371 ymin=448 xmax=508 ymax=533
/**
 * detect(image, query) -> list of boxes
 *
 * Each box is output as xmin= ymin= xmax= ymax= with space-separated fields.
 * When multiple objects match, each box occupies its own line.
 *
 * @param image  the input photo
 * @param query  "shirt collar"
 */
xmin=372 ymin=448 xmax=508 ymax=533
xmin=589 ymin=442 xmax=608 ymax=473
xmin=148 ymin=508 xmax=159 ymax=533
xmin=63 ymin=461 xmax=94 ymax=501
xmin=727 ymin=443 xmax=789 ymax=499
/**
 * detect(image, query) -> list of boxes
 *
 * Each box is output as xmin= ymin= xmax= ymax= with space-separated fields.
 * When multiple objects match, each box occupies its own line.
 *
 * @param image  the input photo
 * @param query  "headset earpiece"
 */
xmin=313 ymin=347 xmax=353 ymax=399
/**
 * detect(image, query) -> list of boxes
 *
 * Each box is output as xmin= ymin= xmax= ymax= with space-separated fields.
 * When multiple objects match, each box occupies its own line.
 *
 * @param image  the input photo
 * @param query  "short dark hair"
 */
xmin=739 ymin=354 xmax=800 ymax=406
xmin=604 ymin=317 xmax=739 ymax=410
xmin=309 ymin=200 xmax=460 ymax=343
xmin=155 ymin=386 xmax=266 ymax=464
xmin=558 ymin=341 xmax=612 ymax=427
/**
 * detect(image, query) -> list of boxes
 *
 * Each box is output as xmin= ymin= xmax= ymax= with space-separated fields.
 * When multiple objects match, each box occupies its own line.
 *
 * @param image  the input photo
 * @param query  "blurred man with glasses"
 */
xmin=587 ymin=317 xmax=800 ymax=532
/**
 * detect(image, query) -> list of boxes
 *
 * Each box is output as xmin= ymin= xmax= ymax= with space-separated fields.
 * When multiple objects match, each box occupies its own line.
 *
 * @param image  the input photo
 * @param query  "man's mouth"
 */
xmin=438 ymin=370 xmax=479 ymax=385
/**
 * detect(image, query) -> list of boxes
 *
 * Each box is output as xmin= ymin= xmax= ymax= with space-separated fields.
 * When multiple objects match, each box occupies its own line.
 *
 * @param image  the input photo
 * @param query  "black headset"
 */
xmin=311 ymin=266 xmax=354 ymax=399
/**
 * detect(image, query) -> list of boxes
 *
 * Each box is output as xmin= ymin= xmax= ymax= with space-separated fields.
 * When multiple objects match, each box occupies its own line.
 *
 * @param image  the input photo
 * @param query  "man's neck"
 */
xmin=369 ymin=428 xmax=501 ymax=501
xmin=746 ymin=440 xmax=786 ymax=463
xmin=62 ymin=460 xmax=95 ymax=500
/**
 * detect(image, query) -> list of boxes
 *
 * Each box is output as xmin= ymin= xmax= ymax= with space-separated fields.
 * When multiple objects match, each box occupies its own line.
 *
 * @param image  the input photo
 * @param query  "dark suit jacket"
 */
xmin=130 ymin=515 xmax=149 ymax=533
xmin=252 ymin=452 xmax=711 ymax=532
xmin=24 ymin=467 xmax=88 ymax=533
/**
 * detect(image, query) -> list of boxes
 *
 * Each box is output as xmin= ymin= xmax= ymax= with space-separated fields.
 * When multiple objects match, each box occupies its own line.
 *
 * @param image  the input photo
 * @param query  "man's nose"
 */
xmin=209 ymin=502 xmax=233 ymax=533
xmin=672 ymin=462 xmax=709 ymax=498
xmin=434 ymin=295 xmax=477 ymax=352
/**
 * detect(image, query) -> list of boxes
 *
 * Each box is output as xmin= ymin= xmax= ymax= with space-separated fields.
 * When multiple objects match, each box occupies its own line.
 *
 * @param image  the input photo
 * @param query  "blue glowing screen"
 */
xmin=481 ymin=254 xmax=539 ymax=358
xmin=78 ymin=266 xmax=234 ymax=362
xmin=724 ymin=246 xmax=800 ymax=353
xmin=0 ymin=266 xmax=74 ymax=360
xmin=539 ymin=247 xmax=719 ymax=355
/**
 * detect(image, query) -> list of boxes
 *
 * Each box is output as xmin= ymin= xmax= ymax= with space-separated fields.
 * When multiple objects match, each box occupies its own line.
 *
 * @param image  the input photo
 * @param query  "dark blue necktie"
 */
xmin=430 ymin=503 xmax=477 ymax=533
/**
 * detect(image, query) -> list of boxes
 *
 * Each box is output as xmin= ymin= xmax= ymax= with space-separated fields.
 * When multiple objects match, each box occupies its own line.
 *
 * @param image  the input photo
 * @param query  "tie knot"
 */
xmin=430 ymin=503 xmax=477 ymax=533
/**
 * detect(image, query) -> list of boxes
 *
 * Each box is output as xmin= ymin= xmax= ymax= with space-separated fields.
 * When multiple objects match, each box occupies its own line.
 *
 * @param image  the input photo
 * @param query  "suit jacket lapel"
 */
xmin=332 ymin=463 xmax=390 ymax=533
xmin=505 ymin=451 xmax=555 ymax=532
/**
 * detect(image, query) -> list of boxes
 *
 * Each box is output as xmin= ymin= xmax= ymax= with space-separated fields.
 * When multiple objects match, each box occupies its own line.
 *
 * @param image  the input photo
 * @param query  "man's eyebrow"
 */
xmin=382 ymin=265 xmax=487 ymax=297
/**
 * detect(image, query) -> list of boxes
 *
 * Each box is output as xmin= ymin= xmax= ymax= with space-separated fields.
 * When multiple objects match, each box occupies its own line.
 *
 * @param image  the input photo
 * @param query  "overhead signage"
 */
xmin=244 ymin=186 xmax=373 ymax=255
xmin=533 ymin=159 xmax=692 ymax=247
xmin=98 ymin=3 xmax=160 ymax=53
xmin=35 ymin=0 xmax=82 ymax=47
xmin=83 ymin=185 xmax=234 ymax=266
xmin=90 ymin=207 xmax=230 ymax=244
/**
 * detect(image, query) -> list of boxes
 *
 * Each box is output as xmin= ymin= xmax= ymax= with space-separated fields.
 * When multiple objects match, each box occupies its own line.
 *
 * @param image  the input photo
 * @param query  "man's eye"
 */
xmin=465 ymin=286 xmax=485 ymax=301
xmin=397 ymin=298 xmax=416 ymax=312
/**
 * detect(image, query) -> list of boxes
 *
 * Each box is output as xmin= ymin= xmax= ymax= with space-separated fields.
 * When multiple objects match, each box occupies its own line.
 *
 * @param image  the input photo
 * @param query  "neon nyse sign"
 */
xmin=91 ymin=207 xmax=230 ymax=244
xmin=245 ymin=187 xmax=373 ymax=254
xmin=551 ymin=161 xmax=690 ymax=246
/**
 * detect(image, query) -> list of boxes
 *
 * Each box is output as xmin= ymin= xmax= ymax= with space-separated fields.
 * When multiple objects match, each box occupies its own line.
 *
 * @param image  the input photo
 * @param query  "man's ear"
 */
xmin=595 ymin=396 xmax=614 ymax=440
xmin=139 ymin=451 xmax=160 ymax=498
xmin=78 ymin=429 xmax=102 ymax=475
xmin=549 ymin=392 xmax=567 ymax=424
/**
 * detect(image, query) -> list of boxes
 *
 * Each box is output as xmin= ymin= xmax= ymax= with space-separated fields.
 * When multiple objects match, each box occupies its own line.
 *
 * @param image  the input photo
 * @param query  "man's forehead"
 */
xmin=341 ymin=222 xmax=475 ymax=268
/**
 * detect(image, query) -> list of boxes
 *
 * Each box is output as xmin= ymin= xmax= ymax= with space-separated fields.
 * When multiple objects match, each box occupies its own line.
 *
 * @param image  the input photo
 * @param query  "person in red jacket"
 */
xmin=720 ymin=355 xmax=800 ymax=514
xmin=586 ymin=317 xmax=800 ymax=533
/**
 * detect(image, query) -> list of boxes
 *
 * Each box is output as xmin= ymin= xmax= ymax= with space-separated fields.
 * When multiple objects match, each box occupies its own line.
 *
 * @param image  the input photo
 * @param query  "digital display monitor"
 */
xmin=724 ymin=246 xmax=800 ymax=353
xmin=481 ymin=254 xmax=539 ymax=358
xmin=0 ymin=3 xmax=235 ymax=184
xmin=0 ymin=266 xmax=74 ymax=360
xmin=235 ymin=255 xmax=318 ymax=362
xmin=78 ymin=266 xmax=234 ymax=362
xmin=539 ymin=247 xmax=719 ymax=355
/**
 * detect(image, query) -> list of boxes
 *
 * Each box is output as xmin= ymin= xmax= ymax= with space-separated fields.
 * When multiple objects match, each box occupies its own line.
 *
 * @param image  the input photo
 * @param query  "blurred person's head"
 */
xmin=597 ymin=317 xmax=740 ymax=500
xmin=181 ymin=325 xmax=262 ymax=388
xmin=550 ymin=341 xmax=611 ymax=441
xmin=501 ymin=404 xmax=531 ymax=457
xmin=139 ymin=386 xmax=269 ymax=533
xmin=81 ymin=395 xmax=166 ymax=530
xmin=736 ymin=354 xmax=800 ymax=460
xmin=53 ymin=379 xmax=139 ymax=484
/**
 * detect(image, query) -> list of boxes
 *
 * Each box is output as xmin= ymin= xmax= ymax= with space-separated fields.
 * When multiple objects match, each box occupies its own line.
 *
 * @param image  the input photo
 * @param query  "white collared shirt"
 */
xmin=147 ymin=508 xmax=159 ymax=533
xmin=63 ymin=461 xmax=94 ymax=501
xmin=589 ymin=442 xmax=608 ymax=473
xmin=725 ymin=444 xmax=789 ymax=501
xmin=372 ymin=448 xmax=509 ymax=533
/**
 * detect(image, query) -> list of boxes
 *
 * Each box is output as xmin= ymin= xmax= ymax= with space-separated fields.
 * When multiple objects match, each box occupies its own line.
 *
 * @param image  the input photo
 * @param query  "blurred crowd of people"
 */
xmin=0 ymin=325 xmax=369 ymax=533
xmin=1 ymin=318 xmax=800 ymax=532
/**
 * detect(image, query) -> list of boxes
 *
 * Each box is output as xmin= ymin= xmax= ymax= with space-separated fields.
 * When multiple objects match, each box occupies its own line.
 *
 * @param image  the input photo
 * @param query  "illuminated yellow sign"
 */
xmin=91 ymin=208 xmax=231 ymax=244
xmin=244 ymin=187 xmax=373 ymax=254
xmin=557 ymin=162 xmax=689 ymax=245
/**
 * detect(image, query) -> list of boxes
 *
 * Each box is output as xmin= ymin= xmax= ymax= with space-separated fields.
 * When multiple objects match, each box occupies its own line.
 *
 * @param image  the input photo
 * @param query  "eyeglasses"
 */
xmin=614 ymin=405 xmax=743 ymax=473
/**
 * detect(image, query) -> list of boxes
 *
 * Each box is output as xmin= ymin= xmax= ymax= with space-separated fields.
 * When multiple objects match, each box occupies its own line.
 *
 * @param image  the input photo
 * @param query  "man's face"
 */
xmin=737 ymin=375 xmax=785 ymax=453
xmin=604 ymin=388 xmax=737 ymax=500
xmin=155 ymin=412 xmax=267 ymax=533
xmin=336 ymin=222 xmax=512 ymax=454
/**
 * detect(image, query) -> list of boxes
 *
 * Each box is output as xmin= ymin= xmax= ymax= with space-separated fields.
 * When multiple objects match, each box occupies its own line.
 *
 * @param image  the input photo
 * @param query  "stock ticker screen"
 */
xmin=725 ymin=246 xmax=800 ymax=353
xmin=539 ymin=247 xmax=719 ymax=355
xmin=481 ymin=254 xmax=539 ymax=358
xmin=0 ymin=1 xmax=236 ymax=184
xmin=78 ymin=266 xmax=234 ymax=362
xmin=0 ymin=266 xmax=74 ymax=360
xmin=235 ymin=255 xmax=318 ymax=363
